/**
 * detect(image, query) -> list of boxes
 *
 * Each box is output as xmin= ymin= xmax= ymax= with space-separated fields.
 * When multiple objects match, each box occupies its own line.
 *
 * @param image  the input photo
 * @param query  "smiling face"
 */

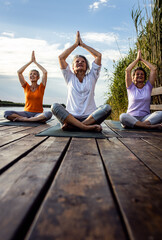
xmin=132 ymin=69 xmax=145 ymax=89
xmin=72 ymin=57 xmax=87 ymax=74
xmin=29 ymin=70 xmax=40 ymax=83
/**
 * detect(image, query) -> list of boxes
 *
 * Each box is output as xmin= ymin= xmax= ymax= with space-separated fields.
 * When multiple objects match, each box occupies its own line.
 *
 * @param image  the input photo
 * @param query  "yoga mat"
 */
xmin=0 ymin=120 xmax=50 ymax=127
xmin=36 ymin=123 xmax=106 ymax=138
xmin=106 ymin=120 xmax=161 ymax=132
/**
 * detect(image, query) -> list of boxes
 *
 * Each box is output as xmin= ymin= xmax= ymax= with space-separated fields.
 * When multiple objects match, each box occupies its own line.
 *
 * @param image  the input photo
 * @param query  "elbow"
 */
xmin=98 ymin=52 xmax=102 ymax=59
xmin=17 ymin=70 xmax=21 ymax=75
xmin=153 ymin=66 xmax=157 ymax=72
xmin=58 ymin=55 xmax=63 ymax=61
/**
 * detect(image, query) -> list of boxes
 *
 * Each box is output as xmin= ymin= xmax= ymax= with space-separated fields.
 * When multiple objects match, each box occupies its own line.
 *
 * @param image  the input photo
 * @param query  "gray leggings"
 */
xmin=51 ymin=103 xmax=111 ymax=124
xmin=4 ymin=110 xmax=52 ymax=121
xmin=120 ymin=111 xmax=162 ymax=128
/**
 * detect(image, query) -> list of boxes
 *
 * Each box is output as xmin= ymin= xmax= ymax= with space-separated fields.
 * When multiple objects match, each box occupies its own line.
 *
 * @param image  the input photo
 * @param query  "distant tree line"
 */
xmin=0 ymin=100 xmax=51 ymax=108
xmin=105 ymin=0 xmax=161 ymax=120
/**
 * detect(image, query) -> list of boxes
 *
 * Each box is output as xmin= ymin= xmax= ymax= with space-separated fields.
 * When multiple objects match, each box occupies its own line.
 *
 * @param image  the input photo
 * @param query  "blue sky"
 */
xmin=0 ymin=0 xmax=149 ymax=106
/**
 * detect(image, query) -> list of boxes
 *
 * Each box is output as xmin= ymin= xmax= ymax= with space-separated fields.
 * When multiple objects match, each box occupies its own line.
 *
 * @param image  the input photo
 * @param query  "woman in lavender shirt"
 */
xmin=120 ymin=50 xmax=162 ymax=129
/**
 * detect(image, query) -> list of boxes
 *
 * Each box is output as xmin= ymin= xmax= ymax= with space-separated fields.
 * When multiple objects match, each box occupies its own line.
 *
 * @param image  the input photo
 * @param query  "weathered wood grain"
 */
xmin=0 ymin=137 xmax=70 ymax=240
xmin=27 ymin=138 xmax=127 ymax=240
xmin=120 ymin=137 xmax=162 ymax=179
xmin=0 ymin=132 xmax=29 ymax=147
xmin=0 ymin=126 xmax=33 ymax=136
xmin=0 ymin=135 xmax=47 ymax=173
xmin=97 ymin=137 xmax=162 ymax=240
xmin=141 ymin=137 xmax=162 ymax=150
xmin=101 ymin=122 xmax=120 ymax=137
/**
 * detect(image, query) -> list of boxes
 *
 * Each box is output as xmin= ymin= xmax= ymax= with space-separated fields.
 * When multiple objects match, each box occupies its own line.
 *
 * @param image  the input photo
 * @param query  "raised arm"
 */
xmin=58 ymin=31 xmax=80 ymax=69
xmin=79 ymin=32 xmax=102 ymax=66
xmin=17 ymin=54 xmax=33 ymax=87
xmin=125 ymin=50 xmax=141 ymax=88
xmin=140 ymin=57 xmax=157 ymax=86
xmin=32 ymin=51 xmax=47 ymax=87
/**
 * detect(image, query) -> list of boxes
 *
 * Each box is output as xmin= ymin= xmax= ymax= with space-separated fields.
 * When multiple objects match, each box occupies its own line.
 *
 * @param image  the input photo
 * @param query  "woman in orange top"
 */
xmin=4 ymin=51 xmax=52 ymax=122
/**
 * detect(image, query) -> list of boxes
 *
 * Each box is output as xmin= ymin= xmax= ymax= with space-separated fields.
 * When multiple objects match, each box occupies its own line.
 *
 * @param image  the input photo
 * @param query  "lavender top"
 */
xmin=127 ymin=80 xmax=153 ymax=117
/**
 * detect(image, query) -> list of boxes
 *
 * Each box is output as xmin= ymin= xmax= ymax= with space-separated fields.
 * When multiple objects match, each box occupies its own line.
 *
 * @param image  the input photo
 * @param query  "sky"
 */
xmin=0 ymin=0 xmax=148 ymax=106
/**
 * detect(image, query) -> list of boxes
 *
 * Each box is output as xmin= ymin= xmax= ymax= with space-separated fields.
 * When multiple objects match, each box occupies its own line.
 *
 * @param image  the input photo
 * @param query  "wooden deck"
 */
xmin=0 ymin=118 xmax=162 ymax=240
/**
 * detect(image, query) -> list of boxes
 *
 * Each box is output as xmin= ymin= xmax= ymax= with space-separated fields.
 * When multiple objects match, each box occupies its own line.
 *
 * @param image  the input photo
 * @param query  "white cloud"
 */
xmin=102 ymin=49 xmax=124 ymax=62
xmin=2 ymin=32 xmax=14 ymax=38
xmin=89 ymin=0 xmax=108 ymax=10
xmin=83 ymin=32 xmax=117 ymax=45
xmin=0 ymin=36 xmax=62 ymax=78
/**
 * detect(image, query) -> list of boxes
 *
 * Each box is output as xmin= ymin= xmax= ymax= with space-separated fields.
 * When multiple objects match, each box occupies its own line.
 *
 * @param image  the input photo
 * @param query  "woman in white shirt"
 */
xmin=51 ymin=31 xmax=111 ymax=132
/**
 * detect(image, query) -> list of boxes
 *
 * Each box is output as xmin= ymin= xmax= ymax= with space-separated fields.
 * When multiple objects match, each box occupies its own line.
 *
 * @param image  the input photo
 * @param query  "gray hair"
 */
xmin=72 ymin=55 xmax=90 ymax=74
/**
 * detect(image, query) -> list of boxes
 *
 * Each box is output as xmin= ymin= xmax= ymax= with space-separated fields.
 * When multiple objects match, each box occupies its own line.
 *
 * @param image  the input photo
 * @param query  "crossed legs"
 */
xmin=51 ymin=103 xmax=111 ymax=132
xmin=4 ymin=110 xmax=52 ymax=123
xmin=120 ymin=112 xmax=162 ymax=130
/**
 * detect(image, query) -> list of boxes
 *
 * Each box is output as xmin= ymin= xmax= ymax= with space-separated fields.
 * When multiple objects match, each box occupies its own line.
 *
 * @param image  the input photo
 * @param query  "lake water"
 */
xmin=0 ymin=106 xmax=52 ymax=118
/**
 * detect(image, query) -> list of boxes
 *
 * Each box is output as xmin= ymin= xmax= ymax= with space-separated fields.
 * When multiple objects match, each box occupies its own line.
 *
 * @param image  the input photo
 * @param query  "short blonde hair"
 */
xmin=29 ymin=69 xmax=40 ymax=78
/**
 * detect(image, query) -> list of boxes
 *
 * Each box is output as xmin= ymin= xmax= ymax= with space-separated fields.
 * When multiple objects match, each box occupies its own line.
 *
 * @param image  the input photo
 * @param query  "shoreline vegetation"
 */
xmin=0 ymin=100 xmax=51 ymax=108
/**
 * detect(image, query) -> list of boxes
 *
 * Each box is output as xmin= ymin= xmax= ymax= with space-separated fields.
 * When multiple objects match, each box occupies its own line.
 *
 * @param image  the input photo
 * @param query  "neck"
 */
xmin=31 ymin=81 xmax=38 ymax=87
xmin=75 ymin=70 xmax=86 ymax=83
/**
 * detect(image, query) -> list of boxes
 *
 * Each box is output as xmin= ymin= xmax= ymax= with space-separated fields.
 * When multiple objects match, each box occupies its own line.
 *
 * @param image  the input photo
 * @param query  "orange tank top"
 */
xmin=23 ymin=82 xmax=45 ymax=112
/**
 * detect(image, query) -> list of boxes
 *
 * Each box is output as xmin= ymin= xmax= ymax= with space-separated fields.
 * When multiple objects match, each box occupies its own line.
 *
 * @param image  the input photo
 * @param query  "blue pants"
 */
xmin=51 ymin=103 xmax=111 ymax=124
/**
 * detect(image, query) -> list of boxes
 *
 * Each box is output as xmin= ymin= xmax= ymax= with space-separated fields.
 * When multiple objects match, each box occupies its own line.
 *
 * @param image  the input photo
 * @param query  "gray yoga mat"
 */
xmin=36 ymin=123 xmax=106 ymax=138
xmin=0 ymin=120 xmax=50 ymax=127
xmin=106 ymin=120 xmax=161 ymax=132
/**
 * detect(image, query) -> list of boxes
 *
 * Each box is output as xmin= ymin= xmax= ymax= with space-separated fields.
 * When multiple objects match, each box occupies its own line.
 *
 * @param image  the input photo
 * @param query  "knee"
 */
xmin=4 ymin=111 xmax=11 ymax=119
xmin=104 ymin=104 xmax=111 ymax=112
xmin=51 ymin=103 xmax=60 ymax=114
xmin=44 ymin=111 xmax=52 ymax=120
xmin=103 ymin=104 xmax=111 ymax=116
xmin=119 ymin=113 xmax=128 ymax=124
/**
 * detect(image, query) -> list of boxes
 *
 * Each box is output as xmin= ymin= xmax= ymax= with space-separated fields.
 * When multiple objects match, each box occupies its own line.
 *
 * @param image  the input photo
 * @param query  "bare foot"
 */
xmin=13 ymin=117 xmax=29 ymax=122
xmin=62 ymin=123 xmax=78 ymax=131
xmin=85 ymin=124 xmax=102 ymax=132
xmin=62 ymin=123 xmax=102 ymax=132
xmin=149 ymin=123 xmax=162 ymax=130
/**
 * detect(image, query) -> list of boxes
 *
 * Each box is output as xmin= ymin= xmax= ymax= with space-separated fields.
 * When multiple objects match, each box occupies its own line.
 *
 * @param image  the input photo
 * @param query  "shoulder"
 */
xmin=61 ymin=64 xmax=74 ymax=83
xmin=92 ymin=61 xmax=101 ymax=70
xmin=127 ymin=82 xmax=134 ymax=89
xmin=146 ymin=80 xmax=153 ymax=88
xmin=22 ymin=81 xmax=28 ymax=89
xmin=39 ymin=82 xmax=45 ymax=91
xmin=88 ymin=61 xmax=101 ymax=79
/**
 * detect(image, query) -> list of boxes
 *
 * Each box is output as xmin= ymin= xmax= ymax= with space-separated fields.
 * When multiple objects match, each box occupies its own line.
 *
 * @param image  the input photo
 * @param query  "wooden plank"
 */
xmin=27 ymin=138 xmax=127 ymax=240
xmin=0 ymin=137 xmax=70 ymax=240
xmin=97 ymin=138 xmax=162 ymax=240
xmin=0 ymin=135 xmax=47 ymax=173
xmin=150 ymin=104 xmax=162 ymax=111
xmin=0 ymin=126 xmax=33 ymax=136
xmin=151 ymin=86 xmax=162 ymax=96
xmin=0 ymin=132 xmax=29 ymax=147
xmin=101 ymin=121 xmax=120 ymax=137
xmin=120 ymin=137 xmax=162 ymax=179
xmin=0 ymin=125 xmax=17 ymax=131
xmin=141 ymin=137 xmax=162 ymax=150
